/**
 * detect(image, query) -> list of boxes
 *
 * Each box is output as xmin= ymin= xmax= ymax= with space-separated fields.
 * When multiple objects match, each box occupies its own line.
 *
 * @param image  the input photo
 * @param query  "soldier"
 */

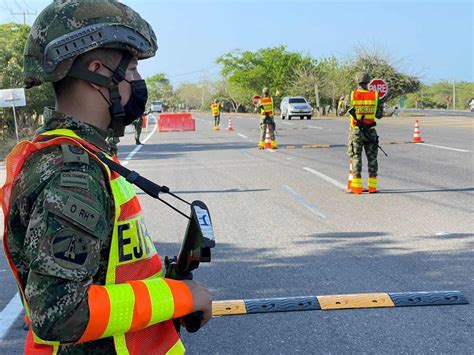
xmin=133 ymin=114 xmax=144 ymax=145
xmin=211 ymin=98 xmax=221 ymax=130
xmin=347 ymin=73 xmax=383 ymax=194
xmin=1 ymin=1 xmax=211 ymax=354
xmin=257 ymin=87 xmax=278 ymax=149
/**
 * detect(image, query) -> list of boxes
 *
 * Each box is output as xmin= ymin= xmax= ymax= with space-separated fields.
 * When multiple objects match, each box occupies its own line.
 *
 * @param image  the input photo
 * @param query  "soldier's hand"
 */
xmin=182 ymin=280 xmax=212 ymax=327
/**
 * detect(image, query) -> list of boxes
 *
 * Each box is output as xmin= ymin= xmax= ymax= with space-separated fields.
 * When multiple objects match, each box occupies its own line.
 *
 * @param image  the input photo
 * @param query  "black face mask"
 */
xmin=123 ymin=79 xmax=148 ymax=126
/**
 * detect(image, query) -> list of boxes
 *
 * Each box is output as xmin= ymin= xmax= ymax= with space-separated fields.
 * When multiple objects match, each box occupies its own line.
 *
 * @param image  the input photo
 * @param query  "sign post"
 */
xmin=0 ymin=88 xmax=26 ymax=142
xmin=368 ymin=79 xmax=389 ymax=100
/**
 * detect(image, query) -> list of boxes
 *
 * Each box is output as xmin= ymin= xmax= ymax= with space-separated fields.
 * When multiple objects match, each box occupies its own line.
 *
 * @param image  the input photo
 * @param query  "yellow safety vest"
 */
xmin=350 ymin=90 xmax=378 ymax=128
xmin=211 ymin=103 xmax=220 ymax=116
xmin=259 ymin=97 xmax=274 ymax=117
xmin=1 ymin=129 xmax=189 ymax=355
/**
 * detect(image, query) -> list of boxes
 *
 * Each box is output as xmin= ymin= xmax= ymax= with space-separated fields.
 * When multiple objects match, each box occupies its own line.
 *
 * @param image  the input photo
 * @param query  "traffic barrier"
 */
xmin=158 ymin=113 xmax=196 ymax=132
xmin=347 ymin=161 xmax=353 ymax=192
xmin=412 ymin=120 xmax=424 ymax=143
xmin=226 ymin=117 xmax=234 ymax=132
xmin=264 ymin=124 xmax=272 ymax=149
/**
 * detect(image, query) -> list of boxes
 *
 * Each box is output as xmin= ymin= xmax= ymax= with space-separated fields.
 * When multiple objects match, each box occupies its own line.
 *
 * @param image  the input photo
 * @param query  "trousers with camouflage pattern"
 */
xmin=347 ymin=127 xmax=378 ymax=178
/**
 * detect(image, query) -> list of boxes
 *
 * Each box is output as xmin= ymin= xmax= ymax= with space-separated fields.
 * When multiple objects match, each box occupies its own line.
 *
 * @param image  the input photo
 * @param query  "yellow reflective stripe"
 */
xmin=113 ymin=335 xmax=130 ymax=355
xmin=32 ymin=331 xmax=60 ymax=353
xmin=368 ymin=177 xmax=377 ymax=188
xmin=110 ymin=176 xmax=136 ymax=205
xmin=40 ymin=128 xmax=82 ymax=139
xmin=352 ymin=100 xmax=377 ymax=105
xmin=351 ymin=178 xmax=362 ymax=187
xmin=103 ymin=284 xmax=135 ymax=338
xmin=166 ymin=339 xmax=186 ymax=355
xmin=145 ymin=278 xmax=175 ymax=325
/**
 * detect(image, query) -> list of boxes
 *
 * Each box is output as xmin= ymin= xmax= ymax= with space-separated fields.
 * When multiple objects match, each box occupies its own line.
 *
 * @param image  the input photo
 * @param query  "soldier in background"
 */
xmin=133 ymin=114 xmax=144 ymax=144
xmin=256 ymin=87 xmax=278 ymax=149
xmin=347 ymin=73 xmax=383 ymax=194
xmin=1 ymin=1 xmax=211 ymax=353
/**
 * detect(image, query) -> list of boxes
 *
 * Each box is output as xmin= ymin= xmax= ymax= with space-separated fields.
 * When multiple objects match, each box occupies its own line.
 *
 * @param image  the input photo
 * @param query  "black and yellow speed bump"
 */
xmin=212 ymin=291 xmax=468 ymax=317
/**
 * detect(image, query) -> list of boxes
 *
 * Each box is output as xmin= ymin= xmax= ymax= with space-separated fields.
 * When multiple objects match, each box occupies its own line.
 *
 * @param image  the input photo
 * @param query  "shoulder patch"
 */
xmin=60 ymin=171 xmax=89 ymax=189
xmin=51 ymin=228 xmax=98 ymax=270
xmin=44 ymin=188 xmax=101 ymax=232
xmin=61 ymin=144 xmax=89 ymax=165
xmin=62 ymin=195 xmax=100 ymax=232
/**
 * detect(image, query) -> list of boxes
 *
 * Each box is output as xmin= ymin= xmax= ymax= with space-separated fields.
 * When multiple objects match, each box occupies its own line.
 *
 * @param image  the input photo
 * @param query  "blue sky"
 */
xmin=1 ymin=0 xmax=472 ymax=84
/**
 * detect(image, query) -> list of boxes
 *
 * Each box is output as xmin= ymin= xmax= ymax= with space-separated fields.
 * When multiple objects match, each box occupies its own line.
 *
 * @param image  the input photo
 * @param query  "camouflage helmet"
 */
xmin=262 ymin=87 xmax=270 ymax=95
xmin=24 ymin=0 xmax=158 ymax=88
xmin=355 ymin=72 xmax=371 ymax=84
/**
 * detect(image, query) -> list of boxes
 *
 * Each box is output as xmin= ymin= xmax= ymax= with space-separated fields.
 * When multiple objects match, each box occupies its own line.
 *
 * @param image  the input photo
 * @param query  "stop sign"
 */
xmin=368 ymin=79 xmax=389 ymax=100
xmin=252 ymin=95 xmax=261 ymax=105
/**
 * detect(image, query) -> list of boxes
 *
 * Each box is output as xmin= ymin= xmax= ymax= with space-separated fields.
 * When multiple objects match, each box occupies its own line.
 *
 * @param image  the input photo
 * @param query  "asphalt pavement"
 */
xmin=0 ymin=112 xmax=472 ymax=354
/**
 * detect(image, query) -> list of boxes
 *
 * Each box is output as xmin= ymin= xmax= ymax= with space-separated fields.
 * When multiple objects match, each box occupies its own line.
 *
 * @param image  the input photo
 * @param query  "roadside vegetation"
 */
xmin=1 ymin=22 xmax=472 ymax=157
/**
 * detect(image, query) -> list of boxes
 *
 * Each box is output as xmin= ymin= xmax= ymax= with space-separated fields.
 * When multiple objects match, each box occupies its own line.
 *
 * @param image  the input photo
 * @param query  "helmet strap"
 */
xmin=67 ymin=52 xmax=133 ymax=137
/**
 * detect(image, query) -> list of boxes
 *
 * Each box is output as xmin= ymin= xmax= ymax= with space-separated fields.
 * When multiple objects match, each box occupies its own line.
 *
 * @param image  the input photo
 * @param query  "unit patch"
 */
xmin=60 ymin=171 xmax=89 ymax=189
xmin=51 ymin=228 xmax=94 ymax=270
xmin=61 ymin=144 xmax=89 ymax=165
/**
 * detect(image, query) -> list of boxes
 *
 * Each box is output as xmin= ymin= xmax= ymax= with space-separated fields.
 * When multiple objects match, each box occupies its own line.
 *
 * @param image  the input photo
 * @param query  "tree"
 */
xmin=0 ymin=23 xmax=55 ymax=136
xmin=216 ymin=46 xmax=314 ymax=97
xmin=145 ymin=73 xmax=173 ymax=110
xmin=345 ymin=46 xmax=421 ymax=101
xmin=214 ymin=78 xmax=253 ymax=113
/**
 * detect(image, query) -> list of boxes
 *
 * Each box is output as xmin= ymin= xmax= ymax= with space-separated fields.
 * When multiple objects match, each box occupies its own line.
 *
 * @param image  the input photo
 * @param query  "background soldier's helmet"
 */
xmin=355 ymin=73 xmax=371 ymax=85
xmin=262 ymin=87 xmax=270 ymax=95
xmin=23 ymin=0 xmax=158 ymax=88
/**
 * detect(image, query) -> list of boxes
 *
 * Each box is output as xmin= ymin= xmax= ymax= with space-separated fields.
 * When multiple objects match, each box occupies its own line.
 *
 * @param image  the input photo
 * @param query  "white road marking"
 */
xmin=238 ymin=133 xmax=249 ymax=139
xmin=0 ymin=292 xmax=22 ymax=340
xmin=281 ymin=122 xmax=294 ymax=125
xmin=266 ymin=148 xmax=276 ymax=153
xmin=283 ymin=185 xmax=327 ymax=219
xmin=307 ymin=126 xmax=324 ymax=129
xmin=122 ymin=115 xmax=158 ymax=166
xmin=303 ymin=167 xmax=346 ymax=190
xmin=416 ymin=143 xmax=469 ymax=153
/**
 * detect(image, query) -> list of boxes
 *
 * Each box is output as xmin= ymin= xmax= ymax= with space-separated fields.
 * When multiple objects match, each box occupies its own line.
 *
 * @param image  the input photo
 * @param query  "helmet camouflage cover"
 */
xmin=262 ymin=87 xmax=270 ymax=95
xmin=24 ymin=0 xmax=158 ymax=88
xmin=356 ymin=72 xmax=371 ymax=84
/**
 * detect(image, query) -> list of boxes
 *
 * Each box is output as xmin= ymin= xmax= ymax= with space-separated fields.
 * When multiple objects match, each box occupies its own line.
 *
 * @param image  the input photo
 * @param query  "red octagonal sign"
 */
xmin=368 ymin=79 xmax=389 ymax=100
xmin=252 ymin=95 xmax=261 ymax=105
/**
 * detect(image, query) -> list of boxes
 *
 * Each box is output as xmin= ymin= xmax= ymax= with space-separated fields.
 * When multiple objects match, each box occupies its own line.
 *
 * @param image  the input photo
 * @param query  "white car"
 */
xmin=280 ymin=96 xmax=312 ymax=120
xmin=150 ymin=100 xmax=163 ymax=113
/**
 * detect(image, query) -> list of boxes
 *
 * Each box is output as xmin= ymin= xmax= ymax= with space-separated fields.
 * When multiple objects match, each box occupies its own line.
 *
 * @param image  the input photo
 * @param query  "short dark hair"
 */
xmin=53 ymin=48 xmax=124 ymax=98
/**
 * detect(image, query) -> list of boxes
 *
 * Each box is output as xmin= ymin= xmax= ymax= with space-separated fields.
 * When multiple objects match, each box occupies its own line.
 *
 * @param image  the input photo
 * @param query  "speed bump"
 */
xmin=212 ymin=290 xmax=468 ymax=317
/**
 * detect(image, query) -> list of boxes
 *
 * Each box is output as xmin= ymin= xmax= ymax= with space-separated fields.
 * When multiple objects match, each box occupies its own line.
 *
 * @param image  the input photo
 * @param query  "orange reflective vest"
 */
xmin=1 ymin=129 xmax=191 ymax=355
xmin=211 ymin=103 xmax=220 ymax=116
xmin=350 ymin=90 xmax=378 ymax=128
xmin=259 ymin=97 xmax=274 ymax=117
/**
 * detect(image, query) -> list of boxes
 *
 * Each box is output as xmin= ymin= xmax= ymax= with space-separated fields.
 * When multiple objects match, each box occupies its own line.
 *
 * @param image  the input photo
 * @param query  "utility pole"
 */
xmin=452 ymin=79 xmax=456 ymax=110
xmin=11 ymin=9 xmax=36 ymax=25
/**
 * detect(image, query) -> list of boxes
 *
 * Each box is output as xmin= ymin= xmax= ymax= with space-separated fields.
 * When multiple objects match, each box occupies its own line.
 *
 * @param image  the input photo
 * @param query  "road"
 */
xmin=0 ymin=112 xmax=473 ymax=354
xmin=404 ymin=108 xmax=474 ymax=118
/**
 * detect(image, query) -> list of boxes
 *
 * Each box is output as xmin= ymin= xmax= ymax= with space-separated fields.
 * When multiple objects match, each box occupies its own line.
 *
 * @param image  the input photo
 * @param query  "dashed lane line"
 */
xmin=416 ymin=143 xmax=470 ymax=153
xmin=237 ymin=133 xmax=249 ymax=139
xmin=283 ymin=185 xmax=327 ymax=219
xmin=303 ymin=167 xmax=346 ymax=190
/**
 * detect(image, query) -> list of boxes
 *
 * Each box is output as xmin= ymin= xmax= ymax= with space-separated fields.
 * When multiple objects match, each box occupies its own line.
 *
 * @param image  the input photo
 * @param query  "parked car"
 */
xmin=280 ymin=96 xmax=312 ymax=120
xmin=150 ymin=100 xmax=163 ymax=113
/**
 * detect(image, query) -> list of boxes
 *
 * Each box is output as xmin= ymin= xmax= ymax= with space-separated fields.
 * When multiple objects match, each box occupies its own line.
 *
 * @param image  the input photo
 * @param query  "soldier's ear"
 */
xmin=86 ymin=60 xmax=108 ymax=91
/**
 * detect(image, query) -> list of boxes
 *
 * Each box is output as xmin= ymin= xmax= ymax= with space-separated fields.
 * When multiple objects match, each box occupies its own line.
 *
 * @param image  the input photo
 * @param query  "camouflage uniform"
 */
xmin=133 ymin=116 xmax=143 ymax=145
xmin=7 ymin=108 xmax=116 ymax=353
xmin=106 ymin=129 xmax=120 ymax=156
xmin=347 ymin=127 xmax=379 ymax=178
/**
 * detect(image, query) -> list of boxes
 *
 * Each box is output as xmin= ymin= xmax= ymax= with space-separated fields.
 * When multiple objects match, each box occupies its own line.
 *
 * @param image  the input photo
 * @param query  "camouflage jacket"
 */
xmin=7 ymin=108 xmax=117 ymax=353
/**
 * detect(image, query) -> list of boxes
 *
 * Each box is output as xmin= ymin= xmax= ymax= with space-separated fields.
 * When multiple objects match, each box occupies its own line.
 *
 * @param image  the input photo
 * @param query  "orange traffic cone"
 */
xmin=412 ymin=120 xmax=424 ymax=143
xmin=347 ymin=161 xmax=353 ymax=192
xmin=227 ymin=117 xmax=234 ymax=131
xmin=264 ymin=124 xmax=272 ymax=149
